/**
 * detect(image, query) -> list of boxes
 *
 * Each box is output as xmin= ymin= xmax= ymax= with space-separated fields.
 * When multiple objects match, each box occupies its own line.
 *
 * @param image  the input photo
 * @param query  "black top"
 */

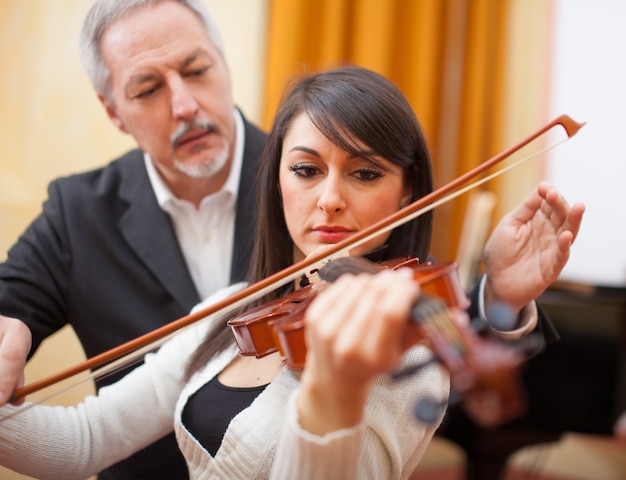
xmin=182 ymin=376 xmax=268 ymax=456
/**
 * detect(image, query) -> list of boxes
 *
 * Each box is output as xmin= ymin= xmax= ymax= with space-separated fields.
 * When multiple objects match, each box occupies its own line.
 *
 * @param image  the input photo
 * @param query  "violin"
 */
xmin=228 ymin=255 xmax=526 ymax=427
xmin=228 ymin=256 xmax=467 ymax=368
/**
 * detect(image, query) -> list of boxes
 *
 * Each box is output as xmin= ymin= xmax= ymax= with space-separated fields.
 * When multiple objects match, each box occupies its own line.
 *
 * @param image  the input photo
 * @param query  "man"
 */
xmin=0 ymin=1 xmax=266 ymax=478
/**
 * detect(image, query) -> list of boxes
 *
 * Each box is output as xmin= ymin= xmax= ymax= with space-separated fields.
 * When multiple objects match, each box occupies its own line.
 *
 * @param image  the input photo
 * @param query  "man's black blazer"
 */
xmin=0 ymin=116 xmax=267 ymax=479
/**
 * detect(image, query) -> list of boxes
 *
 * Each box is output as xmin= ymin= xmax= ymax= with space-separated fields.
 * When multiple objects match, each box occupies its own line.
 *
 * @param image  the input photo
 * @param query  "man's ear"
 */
xmin=98 ymin=93 xmax=129 ymax=133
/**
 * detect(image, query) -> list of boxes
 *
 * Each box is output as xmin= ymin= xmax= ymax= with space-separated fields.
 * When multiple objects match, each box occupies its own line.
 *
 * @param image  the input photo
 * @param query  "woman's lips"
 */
xmin=313 ymin=227 xmax=353 ymax=243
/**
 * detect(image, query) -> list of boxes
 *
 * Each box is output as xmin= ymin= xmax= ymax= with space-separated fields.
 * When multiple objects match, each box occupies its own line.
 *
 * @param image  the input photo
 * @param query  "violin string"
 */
xmin=417 ymin=305 xmax=463 ymax=361
xmin=434 ymin=309 xmax=466 ymax=354
xmin=417 ymin=298 xmax=466 ymax=355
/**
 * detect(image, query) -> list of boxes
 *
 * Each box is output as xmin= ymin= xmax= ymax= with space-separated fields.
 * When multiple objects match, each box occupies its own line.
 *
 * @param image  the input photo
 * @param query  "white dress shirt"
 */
xmin=145 ymin=110 xmax=246 ymax=300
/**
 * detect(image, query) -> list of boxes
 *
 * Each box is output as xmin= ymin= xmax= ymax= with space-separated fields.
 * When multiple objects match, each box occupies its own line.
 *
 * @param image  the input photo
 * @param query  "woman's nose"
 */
xmin=317 ymin=178 xmax=347 ymax=214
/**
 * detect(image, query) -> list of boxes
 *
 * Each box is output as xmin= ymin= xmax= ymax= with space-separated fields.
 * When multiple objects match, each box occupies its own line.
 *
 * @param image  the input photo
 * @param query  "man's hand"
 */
xmin=483 ymin=182 xmax=585 ymax=312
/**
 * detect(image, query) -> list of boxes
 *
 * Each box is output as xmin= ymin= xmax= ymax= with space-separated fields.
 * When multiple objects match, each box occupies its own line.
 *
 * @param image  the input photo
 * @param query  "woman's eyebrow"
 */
xmin=287 ymin=146 xmax=320 ymax=157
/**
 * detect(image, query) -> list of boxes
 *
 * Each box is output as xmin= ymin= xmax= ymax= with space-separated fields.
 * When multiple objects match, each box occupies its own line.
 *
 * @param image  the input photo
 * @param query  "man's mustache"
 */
xmin=171 ymin=120 xmax=219 ymax=148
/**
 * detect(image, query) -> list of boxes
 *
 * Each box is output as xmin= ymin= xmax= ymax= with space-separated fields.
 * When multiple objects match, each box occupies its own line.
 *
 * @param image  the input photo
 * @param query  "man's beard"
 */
xmin=171 ymin=120 xmax=230 ymax=179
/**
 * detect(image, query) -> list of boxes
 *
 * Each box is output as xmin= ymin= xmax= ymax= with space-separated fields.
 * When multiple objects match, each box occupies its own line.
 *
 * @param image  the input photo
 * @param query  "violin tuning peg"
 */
xmin=414 ymin=397 xmax=447 ymax=424
xmin=414 ymin=390 xmax=463 ymax=424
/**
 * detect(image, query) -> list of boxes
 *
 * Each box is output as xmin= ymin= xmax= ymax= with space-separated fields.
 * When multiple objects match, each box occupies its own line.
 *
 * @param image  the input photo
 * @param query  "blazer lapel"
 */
xmin=230 ymin=118 xmax=267 ymax=283
xmin=118 ymin=154 xmax=200 ymax=311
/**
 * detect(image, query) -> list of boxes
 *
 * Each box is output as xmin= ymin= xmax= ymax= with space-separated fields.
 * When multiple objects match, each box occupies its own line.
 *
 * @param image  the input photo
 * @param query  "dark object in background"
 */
xmin=437 ymin=284 xmax=625 ymax=480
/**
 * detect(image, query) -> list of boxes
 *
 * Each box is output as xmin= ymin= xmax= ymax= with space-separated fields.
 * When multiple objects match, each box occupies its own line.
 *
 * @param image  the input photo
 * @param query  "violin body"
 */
xmin=228 ymin=257 xmax=469 ymax=369
xmin=228 ymin=285 xmax=317 ymax=360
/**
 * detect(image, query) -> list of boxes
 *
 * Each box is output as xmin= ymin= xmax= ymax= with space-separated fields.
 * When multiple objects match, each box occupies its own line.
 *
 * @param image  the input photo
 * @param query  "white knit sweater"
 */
xmin=0 ymin=285 xmax=449 ymax=479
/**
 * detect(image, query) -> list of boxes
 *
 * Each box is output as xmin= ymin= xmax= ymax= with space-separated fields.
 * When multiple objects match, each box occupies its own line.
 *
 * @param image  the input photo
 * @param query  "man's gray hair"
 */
xmin=79 ymin=0 xmax=225 ymax=103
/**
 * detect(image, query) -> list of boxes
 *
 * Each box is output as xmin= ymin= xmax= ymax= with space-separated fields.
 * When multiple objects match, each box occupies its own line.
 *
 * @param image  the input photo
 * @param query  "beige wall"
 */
xmin=0 ymin=1 xmax=266 ymax=478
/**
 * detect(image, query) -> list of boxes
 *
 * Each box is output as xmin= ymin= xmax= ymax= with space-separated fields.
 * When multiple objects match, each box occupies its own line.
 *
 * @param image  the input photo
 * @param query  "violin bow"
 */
xmin=11 ymin=114 xmax=585 ymax=402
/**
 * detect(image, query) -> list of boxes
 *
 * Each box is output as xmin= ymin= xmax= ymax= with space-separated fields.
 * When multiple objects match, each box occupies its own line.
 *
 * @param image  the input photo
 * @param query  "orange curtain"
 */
xmin=262 ymin=0 xmax=553 ymax=261
xmin=262 ymin=0 xmax=447 ymax=142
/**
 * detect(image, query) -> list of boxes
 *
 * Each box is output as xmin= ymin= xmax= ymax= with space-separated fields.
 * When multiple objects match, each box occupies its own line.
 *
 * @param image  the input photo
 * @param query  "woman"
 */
xmin=0 ymin=66 xmax=584 ymax=479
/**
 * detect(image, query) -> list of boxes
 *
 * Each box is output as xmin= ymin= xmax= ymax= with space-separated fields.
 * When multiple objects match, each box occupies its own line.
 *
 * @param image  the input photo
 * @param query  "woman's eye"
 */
xmin=354 ymin=169 xmax=383 ymax=181
xmin=289 ymin=164 xmax=320 ymax=178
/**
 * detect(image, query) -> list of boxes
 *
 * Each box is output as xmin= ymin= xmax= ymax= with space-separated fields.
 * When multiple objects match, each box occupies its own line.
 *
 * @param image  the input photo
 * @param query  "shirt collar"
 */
xmin=145 ymin=109 xmax=246 ymax=208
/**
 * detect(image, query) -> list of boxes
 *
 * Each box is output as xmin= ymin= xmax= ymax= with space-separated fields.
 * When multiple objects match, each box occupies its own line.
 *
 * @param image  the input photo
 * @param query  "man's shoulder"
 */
xmin=45 ymin=149 xmax=149 ymax=209
xmin=53 ymin=149 xmax=145 ymax=188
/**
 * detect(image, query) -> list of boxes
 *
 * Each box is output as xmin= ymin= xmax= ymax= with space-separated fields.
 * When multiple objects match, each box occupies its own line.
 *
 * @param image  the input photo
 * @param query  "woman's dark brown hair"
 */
xmin=185 ymin=65 xmax=434 ymax=378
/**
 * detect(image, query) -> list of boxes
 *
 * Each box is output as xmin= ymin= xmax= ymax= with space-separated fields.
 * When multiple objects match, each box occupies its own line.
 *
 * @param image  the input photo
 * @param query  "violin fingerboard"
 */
xmin=318 ymin=256 xmax=380 ymax=282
